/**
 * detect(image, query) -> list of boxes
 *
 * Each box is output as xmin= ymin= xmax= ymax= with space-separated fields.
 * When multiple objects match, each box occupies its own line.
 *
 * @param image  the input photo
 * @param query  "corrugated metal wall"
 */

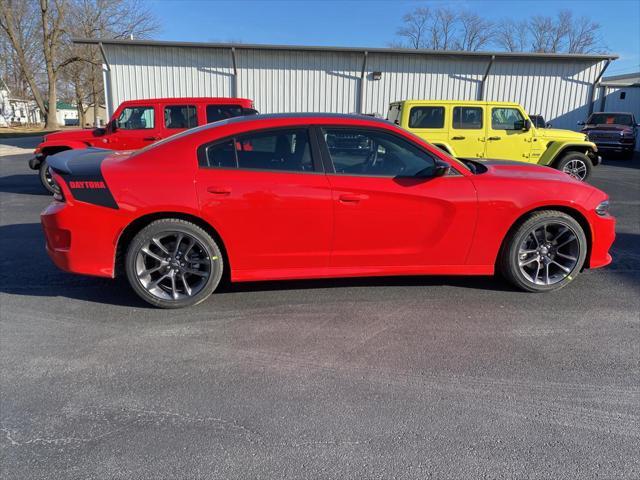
xmin=103 ymin=44 xmax=606 ymax=130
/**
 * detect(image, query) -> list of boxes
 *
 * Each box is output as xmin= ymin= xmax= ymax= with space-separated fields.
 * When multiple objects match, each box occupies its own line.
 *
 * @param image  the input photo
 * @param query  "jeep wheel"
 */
xmin=39 ymin=160 xmax=60 ymax=194
xmin=556 ymin=152 xmax=592 ymax=182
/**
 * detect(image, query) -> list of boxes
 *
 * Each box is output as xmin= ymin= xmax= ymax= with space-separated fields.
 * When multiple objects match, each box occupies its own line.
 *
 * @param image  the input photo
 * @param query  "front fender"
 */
xmin=538 ymin=141 xmax=597 ymax=166
xmin=40 ymin=140 xmax=90 ymax=154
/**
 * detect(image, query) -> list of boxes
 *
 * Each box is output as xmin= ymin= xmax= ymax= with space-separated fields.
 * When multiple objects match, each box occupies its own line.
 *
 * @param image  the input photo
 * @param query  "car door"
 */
xmin=404 ymin=104 xmax=449 ymax=148
xmin=107 ymin=104 xmax=159 ymax=150
xmin=484 ymin=106 xmax=533 ymax=161
xmin=319 ymin=126 xmax=477 ymax=271
xmin=449 ymin=105 xmax=486 ymax=158
xmin=195 ymin=127 xmax=333 ymax=278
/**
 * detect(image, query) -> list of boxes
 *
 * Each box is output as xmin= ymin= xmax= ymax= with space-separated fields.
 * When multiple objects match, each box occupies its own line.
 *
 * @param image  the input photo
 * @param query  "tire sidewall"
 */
xmin=125 ymin=220 xmax=224 ymax=308
xmin=556 ymin=152 xmax=592 ymax=182
xmin=506 ymin=213 xmax=587 ymax=292
xmin=39 ymin=160 xmax=59 ymax=194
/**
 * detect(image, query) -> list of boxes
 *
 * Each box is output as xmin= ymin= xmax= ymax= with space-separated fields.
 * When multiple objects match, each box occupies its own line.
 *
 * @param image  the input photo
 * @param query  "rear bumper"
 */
xmin=588 ymin=213 xmax=616 ymax=269
xmin=41 ymin=200 xmax=121 ymax=278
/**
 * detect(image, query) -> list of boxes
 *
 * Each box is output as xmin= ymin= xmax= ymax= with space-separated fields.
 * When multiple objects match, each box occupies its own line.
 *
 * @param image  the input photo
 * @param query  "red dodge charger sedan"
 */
xmin=42 ymin=114 xmax=615 ymax=308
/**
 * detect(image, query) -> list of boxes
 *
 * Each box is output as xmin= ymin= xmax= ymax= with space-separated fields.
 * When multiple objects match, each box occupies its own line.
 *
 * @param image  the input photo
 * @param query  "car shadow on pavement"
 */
xmin=3 ymin=223 xmax=638 ymax=308
xmin=0 ymin=174 xmax=51 ymax=196
xmin=601 ymin=154 xmax=640 ymax=170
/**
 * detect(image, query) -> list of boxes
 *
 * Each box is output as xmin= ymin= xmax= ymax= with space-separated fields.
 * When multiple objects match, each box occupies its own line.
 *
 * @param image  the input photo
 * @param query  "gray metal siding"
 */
xmin=103 ymin=44 xmax=606 ymax=130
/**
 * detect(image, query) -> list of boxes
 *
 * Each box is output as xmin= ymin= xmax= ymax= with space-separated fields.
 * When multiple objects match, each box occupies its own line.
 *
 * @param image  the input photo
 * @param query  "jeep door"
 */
xmin=107 ymin=104 xmax=160 ymax=150
xmin=484 ymin=106 xmax=533 ymax=161
xmin=449 ymin=106 xmax=486 ymax=159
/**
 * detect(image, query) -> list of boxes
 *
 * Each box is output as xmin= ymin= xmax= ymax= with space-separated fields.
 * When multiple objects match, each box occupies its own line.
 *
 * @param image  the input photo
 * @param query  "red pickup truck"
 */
xmin=30 ymin=97 xmax=257 ymax=192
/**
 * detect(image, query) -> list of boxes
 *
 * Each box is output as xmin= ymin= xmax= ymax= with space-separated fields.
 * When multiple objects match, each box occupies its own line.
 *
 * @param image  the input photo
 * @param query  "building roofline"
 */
xmin=73 ymin=38 xmax=619 ymax=62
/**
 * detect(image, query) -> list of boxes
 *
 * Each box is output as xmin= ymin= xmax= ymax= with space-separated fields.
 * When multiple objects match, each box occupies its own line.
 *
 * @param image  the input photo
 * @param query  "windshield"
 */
xmin=587 ymin=113 xmax=633 ymax=126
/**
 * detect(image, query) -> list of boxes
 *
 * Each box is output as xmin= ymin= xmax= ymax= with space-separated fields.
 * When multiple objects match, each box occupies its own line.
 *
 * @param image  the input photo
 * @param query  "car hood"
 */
xmin=43 ymin=128 xmax=105 ymax=143
xmin=535 ymin=128 xmax=586 ymax=141
xmin=479 ymin=159 xmax=580 ymax=183
xmin=583 ymin=124 xmax=632 ymax=132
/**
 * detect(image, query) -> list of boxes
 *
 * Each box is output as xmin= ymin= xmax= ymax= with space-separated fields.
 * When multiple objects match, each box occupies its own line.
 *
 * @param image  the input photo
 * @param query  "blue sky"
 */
xmin=149 ymin=0 xmax=640 ymax=75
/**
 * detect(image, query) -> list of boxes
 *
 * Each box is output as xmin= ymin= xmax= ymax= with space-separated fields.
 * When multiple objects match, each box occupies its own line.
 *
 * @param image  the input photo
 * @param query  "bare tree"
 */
xmin=494 ymin=19 xmax=528 ymax=52
xmin=430 ymin=8 xmax=457 ymax=50
xmin=396 ymin=7 xmax=431 ymax=49
xmin=63 ymin=0 xmax=159 ymax=127
xmin=566 ymin=15 xmax=603 ymax=53
xmin=456 ymin=12 xmax=493 ymax=51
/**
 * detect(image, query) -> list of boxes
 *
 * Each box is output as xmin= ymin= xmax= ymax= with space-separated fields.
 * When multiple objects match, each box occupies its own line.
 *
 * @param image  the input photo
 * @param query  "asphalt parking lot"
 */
xmin=1 ymin=138 xmax=638 ymax=479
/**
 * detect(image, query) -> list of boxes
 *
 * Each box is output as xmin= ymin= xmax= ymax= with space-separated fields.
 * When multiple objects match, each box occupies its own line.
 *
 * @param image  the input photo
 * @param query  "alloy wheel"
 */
xmin=562 ymin=159 xmax=588 ymax=180
xmin=517 ymin=222 xmax=580 ymax=286
xmin=134 ymin=232 xmax=217 ymax=301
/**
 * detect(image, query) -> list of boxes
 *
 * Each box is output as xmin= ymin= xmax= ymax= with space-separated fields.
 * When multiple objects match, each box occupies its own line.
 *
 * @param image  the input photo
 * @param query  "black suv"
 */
xmin=579 ymin=112 xmax=638 ymax=159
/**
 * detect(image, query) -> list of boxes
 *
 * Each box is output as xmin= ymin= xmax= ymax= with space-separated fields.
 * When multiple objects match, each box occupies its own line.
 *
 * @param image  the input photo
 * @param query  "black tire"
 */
xmin=39 ymin=160 xmax=60 ymax=194
xmin=621 ymin=150 xmax=635 ymax=160
xmin=125 ymin=219 xmax=224 ymax=308
xmin=555 ymin=152 xmax=592 ymax=182
xmin=499 ymin=210 xmax=587 ymax=293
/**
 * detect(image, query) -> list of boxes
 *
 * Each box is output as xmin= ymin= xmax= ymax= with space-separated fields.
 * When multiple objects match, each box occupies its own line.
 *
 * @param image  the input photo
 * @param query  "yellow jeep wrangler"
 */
xmin=387 ymin=100 xmax=600 ymax=181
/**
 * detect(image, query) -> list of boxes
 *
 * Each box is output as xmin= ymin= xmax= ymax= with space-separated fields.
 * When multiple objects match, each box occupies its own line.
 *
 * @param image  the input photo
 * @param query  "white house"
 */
xmin=0 ymin=78 xmax=43 ymax=127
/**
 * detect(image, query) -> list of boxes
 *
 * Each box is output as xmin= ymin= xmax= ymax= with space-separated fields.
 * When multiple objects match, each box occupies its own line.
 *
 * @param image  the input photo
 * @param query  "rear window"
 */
xmin=387 ymin=104 xmax=402 ymax=125
xmin=409 ymin=106 xmax=445 ymax=129
xmin=206 ymin=105 xmax=244 ymax=123
xmin=164 ymin=105 xmax=197 ymax=129
xmin=452 ymin=107 xmax=483 ymax=129
xmin=587 ymin=113 xmax=633 ymax=126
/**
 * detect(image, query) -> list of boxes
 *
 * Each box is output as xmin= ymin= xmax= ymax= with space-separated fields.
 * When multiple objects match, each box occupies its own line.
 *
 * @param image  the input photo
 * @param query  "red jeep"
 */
xmin=30 ymin=97 xmax=256 ymax=192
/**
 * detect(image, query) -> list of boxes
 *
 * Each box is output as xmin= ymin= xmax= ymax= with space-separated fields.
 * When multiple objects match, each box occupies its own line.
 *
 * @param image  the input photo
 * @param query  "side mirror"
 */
xmin=523 ymin=119 xmax=532 ymax=131
xmin=546 ymin=123 xmax=552 ymax=128
xmin=577 ymin=121 xmax=585 ymax=126
xmin=415 ymin=160 xmax=450 ymax=178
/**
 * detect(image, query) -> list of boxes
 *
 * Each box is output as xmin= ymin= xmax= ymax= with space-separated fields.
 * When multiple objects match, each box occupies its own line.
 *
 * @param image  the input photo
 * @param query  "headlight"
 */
xmin=595 ymin=200 xmax=610 ymax=216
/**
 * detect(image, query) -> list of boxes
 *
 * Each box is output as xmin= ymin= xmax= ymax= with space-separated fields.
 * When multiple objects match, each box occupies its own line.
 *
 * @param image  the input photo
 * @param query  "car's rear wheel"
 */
xmin=556 ymin=152 xmax=592 ymax=182
xmin=39 ymin=160 xmax=60 ymax=194
xmin=125 ymin=219 xmax=224 ymax=308
xmin=499 ymin=210 xmax=587 ymax=292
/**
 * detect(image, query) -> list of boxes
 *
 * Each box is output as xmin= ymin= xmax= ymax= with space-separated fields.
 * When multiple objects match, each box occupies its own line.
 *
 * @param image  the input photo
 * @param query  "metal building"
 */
xmin=76 ymin=39 xmax=618 ymax=130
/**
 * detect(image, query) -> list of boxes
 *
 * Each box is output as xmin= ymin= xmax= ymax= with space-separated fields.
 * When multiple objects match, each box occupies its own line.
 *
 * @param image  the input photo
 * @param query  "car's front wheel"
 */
xmin=556 ymin=152 xmax=592 ymax=182
xmin=499 ymin=210 xmax=587 ymax=292
xmin=125 ymin=219 xmax=224 ymax=308
xmin=39 ymin=160 xmax=60 ymax=194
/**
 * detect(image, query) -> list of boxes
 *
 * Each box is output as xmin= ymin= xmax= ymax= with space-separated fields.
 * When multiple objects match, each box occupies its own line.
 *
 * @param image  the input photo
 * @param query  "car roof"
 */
xmin=121 ymin=97 xmax=253 ymax=105
xmin=391 ymin=99 xmax=521 ymax=107
xmin=197 ymin=112 xmax=391 ymax=131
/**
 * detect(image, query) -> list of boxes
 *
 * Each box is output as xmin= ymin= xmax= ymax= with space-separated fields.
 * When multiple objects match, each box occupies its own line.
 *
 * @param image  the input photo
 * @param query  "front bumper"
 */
xmin=588 ymin=212 xmax=616 ymax=269
xmin=41 ymin=199 xmax=122 ymax=278
xmin=28 ymin=154 xmax=44 ymax=170
xmin=592 ymin=141 xmax=636 ymax=152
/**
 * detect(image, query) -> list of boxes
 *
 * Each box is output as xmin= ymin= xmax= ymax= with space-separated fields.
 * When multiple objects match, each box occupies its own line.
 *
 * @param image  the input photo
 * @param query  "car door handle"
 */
xmin=451 ymin=136 xmax=465 ymax=140
xmin=207 ymin=186 xmax=232 ymax=195
xmin=143 ymin=135 xmax=161 ymax=141
xmin=339 ymin=193 xmax=368 ymax=203
xmin=488 ymin=136 xmax=501 ymax=141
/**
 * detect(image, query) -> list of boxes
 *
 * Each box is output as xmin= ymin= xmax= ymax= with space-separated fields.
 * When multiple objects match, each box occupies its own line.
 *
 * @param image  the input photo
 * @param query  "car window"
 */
xmin=387 ymin=104 xmax=402 ymax=125
xmin=206 ymin=105 xmax=244 ymax=123
xmin=492 ymin=107 xmax=525 ymax=130
xmin=323 ymin=128 xmax=435 ymax=177
xmin=205 ymin=140 xmax=237 ymax=168
xmin=164 ymin=105 xmax=197 ymax=129
xmin=452 ymin=107 xmax=483 ymax=130
xmin=203 ymin=129 xmax=313 ymax=172
xmin=587 ymin=113 xmax=633 ymax=126
xmin=409 ymin=106 xmax=445 ymax=129
xmin=116 ymin=106 xmax=155 ymax=130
